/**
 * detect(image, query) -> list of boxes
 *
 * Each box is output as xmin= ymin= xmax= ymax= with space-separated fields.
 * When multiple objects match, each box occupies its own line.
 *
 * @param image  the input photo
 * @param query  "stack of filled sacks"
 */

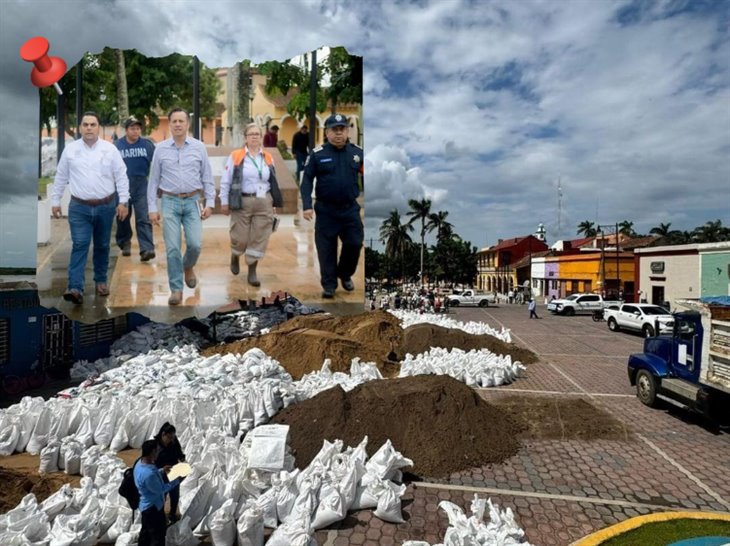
xmin=389 ymin=309 xmax=512 ymax=343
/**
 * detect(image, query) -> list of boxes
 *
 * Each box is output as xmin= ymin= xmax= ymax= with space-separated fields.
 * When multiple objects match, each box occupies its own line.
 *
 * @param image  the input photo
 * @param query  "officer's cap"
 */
xmin=124 ymin=116 xmax=143 ymax=129
xmin=324 ymin=114 xmax=349 ymax=129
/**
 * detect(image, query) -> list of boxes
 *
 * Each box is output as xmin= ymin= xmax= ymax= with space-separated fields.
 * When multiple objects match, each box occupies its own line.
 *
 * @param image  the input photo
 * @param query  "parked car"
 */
xmin=604 ymin=304 xmax=674 ymax=337
xmin=547 ymin=294 xmax=621 ymax=316
xmin=446 ymin=290 xmax=496 ymax=308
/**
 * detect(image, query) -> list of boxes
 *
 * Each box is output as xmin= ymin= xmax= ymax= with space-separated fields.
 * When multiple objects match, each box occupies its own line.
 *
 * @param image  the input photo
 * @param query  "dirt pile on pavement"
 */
xmin=206 ymin=310 xmax=537 ymax=379
xmin=0 ymin=467 xmax=80 ymax=513
xmin=270 ymin=375 xmax=525 ymax=478
xmin=204 ymin=311 xmax=403 ymax=379
xmin=399 ymin=323 xmax=539 ymax=364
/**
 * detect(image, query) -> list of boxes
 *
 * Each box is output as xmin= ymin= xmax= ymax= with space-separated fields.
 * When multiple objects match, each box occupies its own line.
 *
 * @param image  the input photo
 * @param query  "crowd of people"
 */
xmin=51 ymin=110 xmax=363 ymax=305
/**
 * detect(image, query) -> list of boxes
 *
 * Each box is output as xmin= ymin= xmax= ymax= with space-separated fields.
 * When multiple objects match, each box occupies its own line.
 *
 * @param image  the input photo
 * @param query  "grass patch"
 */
xmin=601 ymin=519 xmax=730 ymax=546
xmin=38 ymin=177 xmax=53 ymax=196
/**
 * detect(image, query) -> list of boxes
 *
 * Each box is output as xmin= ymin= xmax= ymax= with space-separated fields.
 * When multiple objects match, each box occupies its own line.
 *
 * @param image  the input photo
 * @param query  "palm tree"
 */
xmin=428 ymin=210 xmax=454 ymax=243
xmin=577 ymin=221 xmax=597 ymax=237
xmin=650 ymin=222 xmax=672 ymax=237
xmin=406 ymin=198 xmax=433 ymax=286
xmin=379 ymin=210 xmax=413 ymax=281
xmin=618 ymin=220 xmax=636 ymax=237
xmin=692 ymin=219 xmax=729 ymax=243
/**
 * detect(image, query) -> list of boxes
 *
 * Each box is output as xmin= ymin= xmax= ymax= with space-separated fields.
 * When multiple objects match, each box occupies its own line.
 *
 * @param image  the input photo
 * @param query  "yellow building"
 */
xmin=546 ymin=251 xmax=635 ymax=298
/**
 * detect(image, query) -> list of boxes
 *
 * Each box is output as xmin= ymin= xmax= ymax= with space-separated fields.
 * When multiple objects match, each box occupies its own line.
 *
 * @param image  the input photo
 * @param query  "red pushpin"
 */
xmin=20 ymin=36 xmax=67 ymax=95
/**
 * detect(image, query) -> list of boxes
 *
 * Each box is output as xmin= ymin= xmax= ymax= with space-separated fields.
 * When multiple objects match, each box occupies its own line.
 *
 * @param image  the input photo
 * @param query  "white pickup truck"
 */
xmin=604 ymin=303 xmax=674 ymax=337
xmin=447 ymin=290 xmax=495 ymax=307
xmin=547 ymin=293 xmax=621 ymax=316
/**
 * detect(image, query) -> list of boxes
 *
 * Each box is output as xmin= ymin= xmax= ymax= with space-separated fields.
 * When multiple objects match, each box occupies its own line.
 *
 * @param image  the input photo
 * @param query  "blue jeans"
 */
xmin=67 ymin=198 xmax=116 ymax=293
xmin=116 ymin=176 xmax=154 ymax=253
xmin=161 ymin=195 xmax=202 ymax=291
xmin=295 ymin=151 xmax=308 ymax=185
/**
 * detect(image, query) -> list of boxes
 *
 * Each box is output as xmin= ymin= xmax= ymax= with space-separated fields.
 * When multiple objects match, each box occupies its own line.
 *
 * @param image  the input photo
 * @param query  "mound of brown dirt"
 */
xmin=204 ymin=311 xmax=403 ymax=379
xmin=0 ymin=467 xmax=80 ymax=513
xmin=270 ymin=375 xmax=526 ymax=478
xmin=493 ymin=396 xmax=631 ymax=441
xmin=399 ymin=323 xmax=538 ymax=365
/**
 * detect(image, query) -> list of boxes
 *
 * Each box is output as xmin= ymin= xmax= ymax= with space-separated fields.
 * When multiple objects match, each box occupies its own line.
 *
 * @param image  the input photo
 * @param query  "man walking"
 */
xmin=263 ymin=124 xmax=279 ymax=148
xmin=115 ymin=116 xmax=156 ymax=261
xmin=291 ymin=124 xmax=309 ymax=184
xmin=148 ymin=108 xmax=215 ymax=306
xmin=52 ymin=112 xmax=129 ymax=305
xmin=529 ymin=298 xmax=540 ymax=319
xmin=301 ymin=114 xmax=363 ymax=298
xmin=134 ymin=439 xmax=183 ymax=546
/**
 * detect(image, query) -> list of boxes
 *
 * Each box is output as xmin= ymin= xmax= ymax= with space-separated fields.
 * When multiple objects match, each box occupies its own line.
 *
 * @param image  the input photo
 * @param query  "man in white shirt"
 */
xmin=147 ymin=108 xmax=214 ymax=306
xmin=52 ymin=112 xmax=129 ymax=305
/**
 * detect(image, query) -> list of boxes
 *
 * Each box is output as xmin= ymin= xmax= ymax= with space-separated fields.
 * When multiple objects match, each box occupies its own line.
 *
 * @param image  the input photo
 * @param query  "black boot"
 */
xmin=247 ymin=261 xmax=261 ymax=287
xmin=230 ymin=254 xmax=240 ymax=275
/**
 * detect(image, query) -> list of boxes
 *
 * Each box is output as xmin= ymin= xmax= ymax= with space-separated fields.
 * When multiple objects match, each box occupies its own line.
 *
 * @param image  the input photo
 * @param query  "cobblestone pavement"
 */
xmin=312 ymin=303 xmax=730 ymax=546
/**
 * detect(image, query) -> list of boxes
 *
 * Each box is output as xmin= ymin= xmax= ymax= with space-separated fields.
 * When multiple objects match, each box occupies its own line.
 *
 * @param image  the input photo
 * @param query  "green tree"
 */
xmin=258 ymin=48 xmax=362 ymax=121
xmin=577 ymin=221 xmax=597 ymax=237
xmin=692 ymin=219 xmax=730 ymax=243
xmin=406 ymin=198 xmax=434 ymax=287
xmin=618 ymin=220 xmax=636 ymax=237
xmin=379 ymin=209 xmax=414 ymax=282
xmin=428 ymin=210 xmax=454 ymax=243
xmin=650 ymin=222 xmax=672 ymax=237
xmin=41 ymin=48 xmax=220 ymax=136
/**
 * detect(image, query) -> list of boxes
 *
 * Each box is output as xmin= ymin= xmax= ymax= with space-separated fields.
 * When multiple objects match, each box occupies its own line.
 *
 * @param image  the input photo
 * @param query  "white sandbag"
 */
xmin=80 ymin=445 xmax=103 ymax=479
xmin=95 ymin=500 xmax=120 ymax=542
xmin=125 ymin=413 xmax=149 ymax=449
xmin=74 ymin=408 xmax=96 ymax=448
xmin=208 ymin=499 xmax=236 ymax=546
xmin=26 ymin=407 xmax=52 ymax=455
xmin=373 ymin=481 xmax=406 ymax=524
xmin=266 ymin=514 xmax=316 ymax=546
xmin=236 ymin=504 xmax=264 ymax=546
xmin=0 ymin=423 xmax=19 ymax=456
xmin=48 ymin=513 xmax=98 ymax=546
xmin=333 ymin=455 xmax=359 ymax=511
xmin=114 ymin=526 xmax=140 ymax=546
xmin=179 ymin=476 xmax=214 ymax=530
xmin=62 ymin=442 xmax=83 ymax=475
xmin=98 ymin=506 xmax=132 ymax=544
xmin=253 ymin=487 xmax=278 ymax=529
xmin=247 ymin=424 xmax=289 ymax=472
xmin=109 ymin=422 xmax=129 ymax=452
xmin=48 ymin=403 xmax=71 ymax=441
xmin=21 ymin=511 xmax=51 ymax=543
xmin=3 ymin=495 xmax=40 ymax=534
xmin=165 ymin=516 xmax=198 ymax=546
xmin=94 ymin=402 xmax=120 ymax=449
xmin=311 ymin=484 xmax=345 ymax=530
xmin=40 ymin=484 xmax=74 ymax=520
xmin=273 ymin=469 xmax=299 ymax=524
xmin=350 ymin=483 xmax=379 ymax=511
xmin=0 ymin=531 xmax=32 ymax=545
xmin=366 ymin=439 xmax=413 ymax=480
xmin=39 ymin=440 xmax=61 ymax=473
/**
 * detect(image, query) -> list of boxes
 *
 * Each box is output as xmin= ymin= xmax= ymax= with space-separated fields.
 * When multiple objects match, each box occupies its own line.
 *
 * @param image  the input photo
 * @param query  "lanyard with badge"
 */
xmin=247 ymin=152 xmax=267 ymax=198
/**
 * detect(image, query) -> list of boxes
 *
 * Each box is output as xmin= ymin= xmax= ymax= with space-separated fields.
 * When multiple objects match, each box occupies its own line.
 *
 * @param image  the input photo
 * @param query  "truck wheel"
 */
xmin=636 ymin=370 xmax=658 ymax=407
xmin=478 ymin=300 xmax=489 ymax=307
xmin=608 ymin=317 xmax=620 ymax=332
xmin=564 ymin=307 xmax=575 ymax=316
xmin=642 ymin=324 xmax=655 ymax=338
xmin=450 ymin=300 xmax=459 ymax=307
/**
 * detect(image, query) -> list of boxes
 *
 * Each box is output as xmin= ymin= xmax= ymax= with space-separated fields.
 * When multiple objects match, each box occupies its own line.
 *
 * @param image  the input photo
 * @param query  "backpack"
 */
xmin=118 ymin=459 xmax=140 ymax=510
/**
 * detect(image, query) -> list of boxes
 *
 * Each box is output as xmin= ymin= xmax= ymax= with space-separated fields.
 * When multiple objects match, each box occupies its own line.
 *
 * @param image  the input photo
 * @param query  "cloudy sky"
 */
xmin=1 ymin=0 xmax=728 ymax=267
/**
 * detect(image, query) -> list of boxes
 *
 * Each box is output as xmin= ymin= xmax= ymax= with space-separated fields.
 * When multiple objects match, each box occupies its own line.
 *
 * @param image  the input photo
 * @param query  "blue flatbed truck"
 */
xmin=628 ymin=297 xmax=730 ymax=420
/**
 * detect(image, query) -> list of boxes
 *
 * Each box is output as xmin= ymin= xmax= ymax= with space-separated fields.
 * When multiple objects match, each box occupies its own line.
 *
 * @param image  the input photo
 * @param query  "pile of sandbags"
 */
xmin=389 ymin=310 xmax=512 ymax=343
xmin=399 ymin=347 xmax=525 ymax=388
xmin=403 ymin=494 xmax=534 ymax=546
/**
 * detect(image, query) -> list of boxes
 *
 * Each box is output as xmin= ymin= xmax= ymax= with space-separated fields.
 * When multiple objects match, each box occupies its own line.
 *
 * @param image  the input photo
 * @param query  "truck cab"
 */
xmin=627 ymin=298 xmax=730 ymax=420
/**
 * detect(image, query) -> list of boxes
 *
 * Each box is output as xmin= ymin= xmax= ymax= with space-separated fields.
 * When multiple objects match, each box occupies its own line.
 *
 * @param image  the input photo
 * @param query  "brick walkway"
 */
xmin=313 ymin=304 xmax=730 ymax=546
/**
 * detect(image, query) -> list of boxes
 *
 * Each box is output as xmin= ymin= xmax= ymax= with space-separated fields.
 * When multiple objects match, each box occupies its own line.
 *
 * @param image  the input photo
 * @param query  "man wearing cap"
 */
xmin=115 ymin=116 xmax=156 ymax=261
xmin=300 ymin=114 xmax=364 ymax=298
xmin=148 ymin=108 xmax=215 ymax=306
xmin=51 ymin=112 xmax=129 ymax=305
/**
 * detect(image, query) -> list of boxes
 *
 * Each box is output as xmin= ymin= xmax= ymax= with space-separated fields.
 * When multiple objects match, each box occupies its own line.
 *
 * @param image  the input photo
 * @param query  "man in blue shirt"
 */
xmin=134 ymin=439 xmax=183 ymax=546
xmin=115 ymin=116 xmax=156 ymax=261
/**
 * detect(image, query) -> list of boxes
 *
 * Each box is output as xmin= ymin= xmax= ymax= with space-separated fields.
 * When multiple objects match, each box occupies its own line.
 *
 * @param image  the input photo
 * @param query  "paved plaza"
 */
xmin=312 ymin=303 xmax=730 ymax=546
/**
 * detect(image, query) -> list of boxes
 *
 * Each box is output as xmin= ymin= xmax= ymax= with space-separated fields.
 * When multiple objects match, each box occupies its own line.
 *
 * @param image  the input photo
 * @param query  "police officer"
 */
xmin=301 ymin=114 xmax=363 ymax=298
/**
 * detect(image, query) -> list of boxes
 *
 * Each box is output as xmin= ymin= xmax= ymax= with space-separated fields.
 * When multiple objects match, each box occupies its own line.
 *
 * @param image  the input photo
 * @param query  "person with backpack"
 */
xmin=154 ymin=422 xmax=186 ymax=523
xmin=219 ymin=123 xmax=283 ymax=286
xmin=134 ymin=439 xmax=184 ymax=546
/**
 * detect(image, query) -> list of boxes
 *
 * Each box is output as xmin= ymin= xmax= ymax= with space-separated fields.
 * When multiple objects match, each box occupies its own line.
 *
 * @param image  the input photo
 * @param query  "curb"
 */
xmin=569 ymin=511 xmax=730 ymax=546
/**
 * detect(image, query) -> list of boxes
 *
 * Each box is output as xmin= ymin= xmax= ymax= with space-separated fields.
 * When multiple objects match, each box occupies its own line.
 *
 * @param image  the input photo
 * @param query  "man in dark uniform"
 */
xmin=300 ymin=114 xmax=363 ymax=298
